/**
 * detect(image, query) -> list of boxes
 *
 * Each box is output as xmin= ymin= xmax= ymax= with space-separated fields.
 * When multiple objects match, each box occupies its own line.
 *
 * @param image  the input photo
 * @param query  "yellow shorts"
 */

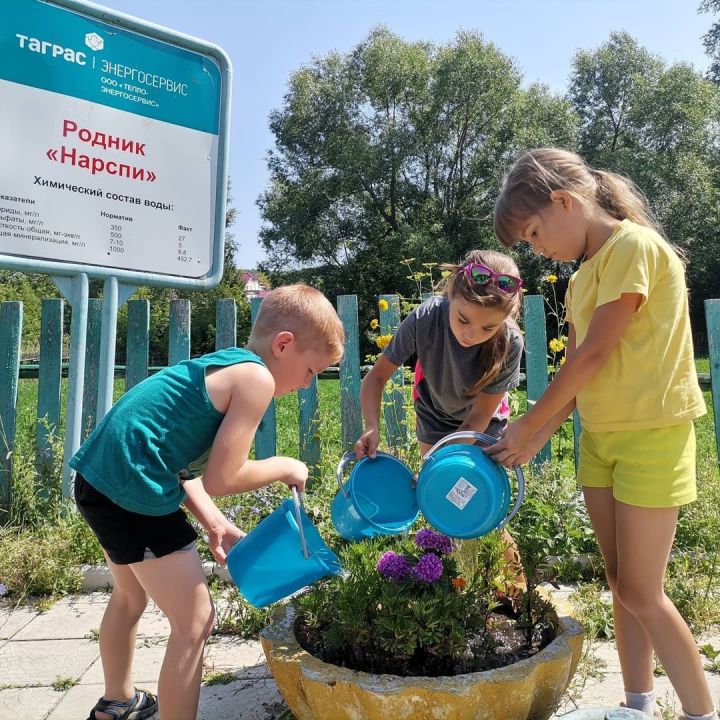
xmin=578 ymin=421 xmax=696 ymax=508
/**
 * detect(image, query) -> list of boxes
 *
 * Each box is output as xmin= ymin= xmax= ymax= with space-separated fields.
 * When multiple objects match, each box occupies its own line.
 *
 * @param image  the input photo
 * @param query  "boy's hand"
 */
xmin=277 ymin=457 xmax=309 ymax=493
xmin=208 ymin=522 xmax=246 ymax=565
xmin=355 ymin=427 xmax=379 ymax=459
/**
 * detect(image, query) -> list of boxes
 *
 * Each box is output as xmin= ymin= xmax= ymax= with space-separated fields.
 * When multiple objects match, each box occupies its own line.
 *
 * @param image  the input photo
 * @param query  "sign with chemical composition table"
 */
xmin=0 ymin=0 xmax=231 ymax=287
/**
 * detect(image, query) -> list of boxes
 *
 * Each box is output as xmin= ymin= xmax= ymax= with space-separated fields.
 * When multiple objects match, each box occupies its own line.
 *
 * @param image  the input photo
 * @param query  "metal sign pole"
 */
xmin=52 ymin=273 xmax=88 ymax=498
xmin=97 ymin=277 xmax=136 ymax=421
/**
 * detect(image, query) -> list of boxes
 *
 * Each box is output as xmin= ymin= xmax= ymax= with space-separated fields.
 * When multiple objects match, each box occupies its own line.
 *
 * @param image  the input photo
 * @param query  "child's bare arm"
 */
xmin=182 ymin=477 xmax=245 ymax=564
xmin=356 ymin=355 xmax=400 ymax=458
xmin=460 ymin=390 xmax=507 ymax=436
xmin=201 ymin=362 xmax=309 ymax=495
xmin=488 ymin=295 xmax=641 ymax=466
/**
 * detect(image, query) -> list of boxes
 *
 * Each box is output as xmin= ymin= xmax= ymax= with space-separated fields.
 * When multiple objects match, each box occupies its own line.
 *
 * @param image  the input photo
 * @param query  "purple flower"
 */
xmin=415 ymin=528 xmax=454 ymax=555
xmin=412 ymin=553 xmax=444 ymax=584
xmin=0 ymin=582 xmax=8 ymax=597
xmin=376 ymin=551 xmax=412 ymax=582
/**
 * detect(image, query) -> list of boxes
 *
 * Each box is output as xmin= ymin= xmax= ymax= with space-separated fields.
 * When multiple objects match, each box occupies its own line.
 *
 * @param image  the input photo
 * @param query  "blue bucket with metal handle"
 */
xmin=331 ymin=451 xmax=420 ymax=541
xmin=227 ymin=487 xmax=342 ymax=607
xmin=415 ymin=430 xmax=525 ymax=539
xmin=559 ymin=709 xmax=648 ymax=719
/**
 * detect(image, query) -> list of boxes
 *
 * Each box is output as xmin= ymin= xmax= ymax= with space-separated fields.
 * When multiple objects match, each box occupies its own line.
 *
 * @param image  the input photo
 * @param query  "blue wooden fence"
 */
xmin=1 ymin=295 xmax=719 ymax=514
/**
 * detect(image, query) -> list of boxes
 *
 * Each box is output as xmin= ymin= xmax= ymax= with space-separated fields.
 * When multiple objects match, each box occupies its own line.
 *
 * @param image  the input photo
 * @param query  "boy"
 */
xmin=71 ymin=284 xmax=344 ymax=720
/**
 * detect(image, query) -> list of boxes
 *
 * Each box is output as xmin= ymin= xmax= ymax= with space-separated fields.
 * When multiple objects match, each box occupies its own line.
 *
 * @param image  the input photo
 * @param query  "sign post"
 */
xmin=0 ymin=0 xmax=231 ymax=494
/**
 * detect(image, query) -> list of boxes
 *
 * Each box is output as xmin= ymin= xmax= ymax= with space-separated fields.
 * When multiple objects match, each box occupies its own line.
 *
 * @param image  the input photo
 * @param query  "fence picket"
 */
xmin=250 ymin=297 xmax=276 ymax=458
xmin=169 ymin=299 xmax=191 ymax=366
xmin=81 ymin=299 xmax=102 ymax=440
xmin=380 ymin=293 xmax=407 ymax=449
xmin=299 ymin=379 xmax=320 ymax=474
xmin=7 ymin=293 xmax=720 ymax=507
xmin=126 ymin=299 xmax=149 ymax=391
xmin=705 ymin=299 xmax=720 ymax=464
xmin=338 ymin=295 xmax=362 ymax=452
xmin=523 ymin=295 xmax=551 ymax=464
xmin=0 ymin=302 xmax=22 ymax=517
xmin=37 ymin=299 xmax=63 ymax=469
xmin=215 ymin=298 xmax=237 ymax=350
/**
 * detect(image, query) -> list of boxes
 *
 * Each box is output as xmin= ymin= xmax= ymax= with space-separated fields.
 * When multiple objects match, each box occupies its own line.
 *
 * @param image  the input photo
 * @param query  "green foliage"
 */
xmin=294 ymin=533 xmax=510 ymax=676
xmin=569 ymin=583 xmax=615 ymax=640
xmin=0 ymin=271 xmax=61 ymax=355
xmin=208 ymin=576 xmax=270 ymax=638
xmin=569 ymin=30 xmax=720 ymax=331
xmin=202 ymin=670 xmax=236 ymax=686
xmin=664 ymin=552 xmax=720 ymax=632
xmin=260 ymin=26 xmax=578 ymax=335
xmin=52 ymin=676 xmax=78 ymax=691
xmin=511 ymin=462 xmax=598 ymax=576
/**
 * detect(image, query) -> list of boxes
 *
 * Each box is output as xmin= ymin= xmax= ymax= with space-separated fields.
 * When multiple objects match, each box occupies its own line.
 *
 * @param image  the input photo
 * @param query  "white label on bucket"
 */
xmin=446 ymin=477 xmax=477 ymax=510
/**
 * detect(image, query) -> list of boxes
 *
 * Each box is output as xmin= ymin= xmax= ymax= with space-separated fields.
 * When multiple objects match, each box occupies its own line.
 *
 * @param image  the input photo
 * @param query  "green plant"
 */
xmin=294 ymin=529 xmax=556 ymax=677
xmin=202 ymin=670 xmax=236 ymax=686
xmin=699 ymin=643 xmax=720 ymax=673
xmin=52 ymin=676 xmax=78 ymax=691
xmin=664 ymin=552 xmax=720 ymax=633
xmin=209 ymin=577 xmax=270 ymax=638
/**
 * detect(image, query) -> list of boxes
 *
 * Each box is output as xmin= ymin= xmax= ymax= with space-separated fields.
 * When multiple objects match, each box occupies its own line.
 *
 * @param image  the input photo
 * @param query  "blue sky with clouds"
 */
xmin=100 ymin=0 xmax=713 ymax=269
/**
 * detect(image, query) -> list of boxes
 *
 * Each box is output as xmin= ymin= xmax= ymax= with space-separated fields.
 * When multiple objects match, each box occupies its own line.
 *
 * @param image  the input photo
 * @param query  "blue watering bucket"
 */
xmin=227 ymin=487 xmax=342 ymax=607
xmin=415 ymin=431 xmax=525 ymax=539
xmin=559 ymin=709 xmax=648 ymax=720
xmin=331 ymin=451 xmax=420 ymax=541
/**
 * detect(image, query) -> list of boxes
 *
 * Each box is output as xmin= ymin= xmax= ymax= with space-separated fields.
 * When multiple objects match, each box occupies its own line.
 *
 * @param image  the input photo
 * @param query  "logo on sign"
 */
xmin=85 ymin=33 xmax=104 ymax=51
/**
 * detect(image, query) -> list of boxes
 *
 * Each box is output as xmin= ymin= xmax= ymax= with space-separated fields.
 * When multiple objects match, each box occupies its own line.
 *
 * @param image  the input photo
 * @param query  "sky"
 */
xmin=99 ymin=0 xmax=714 ymax=269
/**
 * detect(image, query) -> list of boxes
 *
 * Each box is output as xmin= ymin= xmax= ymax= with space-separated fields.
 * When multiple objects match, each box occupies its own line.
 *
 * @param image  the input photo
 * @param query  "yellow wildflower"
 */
xmin=370 ymin=318 xmax=379 ymax=330
xmin=376 ymin=333 xmax=393 ymax=350
xmin=545 ymin=274 xmax=558 ymax=284
xmin=559 ymin=356 xmax=566 ymax=366
xmin=441 ymin=270 xmax=452 ymax=279
xmin=378 ymin=299 xmax=389 ymax=311
xmin=549 ymin=338 xmax=566 ymax=353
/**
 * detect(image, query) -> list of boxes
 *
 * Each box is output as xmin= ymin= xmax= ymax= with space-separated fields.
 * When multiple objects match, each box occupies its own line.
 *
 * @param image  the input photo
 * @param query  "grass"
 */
xmin=1 ymin=359 xmax=719 ymax=641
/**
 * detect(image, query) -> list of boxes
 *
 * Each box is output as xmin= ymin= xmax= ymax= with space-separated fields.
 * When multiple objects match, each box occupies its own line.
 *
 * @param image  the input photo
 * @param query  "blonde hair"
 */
xmin=249 ymin=284 xmax=345 ymax=363
xmin=439 ymin=249 xmax=523 ymax=396
xmin=494 ymin=147 xmax=667 ymax=248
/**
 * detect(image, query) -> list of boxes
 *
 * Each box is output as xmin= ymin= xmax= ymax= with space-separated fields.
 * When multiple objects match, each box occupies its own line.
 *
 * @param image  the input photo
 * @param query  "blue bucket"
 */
xmin=331 ymin=451 xmax=420 ymax=541
xmin=559 ymin=709 xmax=648 ymax=720
xmin=415 ymin=431 xmax=525 ymax=539
xmin=227 ymin=487 xmax=342 ymax=607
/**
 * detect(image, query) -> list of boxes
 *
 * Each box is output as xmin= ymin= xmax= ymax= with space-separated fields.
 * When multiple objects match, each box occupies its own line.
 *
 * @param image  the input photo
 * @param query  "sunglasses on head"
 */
xmin=461 ymin=262 xmax=523 ymax=294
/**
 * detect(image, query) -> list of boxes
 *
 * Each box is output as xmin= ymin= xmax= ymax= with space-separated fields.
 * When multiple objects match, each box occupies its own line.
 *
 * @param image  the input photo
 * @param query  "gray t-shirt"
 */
xmin=383 ymin=295 xmax=523 ymax=442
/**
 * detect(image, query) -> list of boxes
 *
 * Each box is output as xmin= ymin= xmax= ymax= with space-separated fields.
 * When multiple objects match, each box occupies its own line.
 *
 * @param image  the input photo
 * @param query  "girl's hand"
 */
xmin=355 ymin=427 xmax=380 ymax=459
xmin=208 ymin=522 xmax=246 ymax=565
xmin=485 ymin=418 xmax=535 ymax=468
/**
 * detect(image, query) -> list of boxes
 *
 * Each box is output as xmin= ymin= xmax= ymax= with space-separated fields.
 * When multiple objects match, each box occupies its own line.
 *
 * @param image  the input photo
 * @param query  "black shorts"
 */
xmin=74 ymin=474 xmax=198 ymax=565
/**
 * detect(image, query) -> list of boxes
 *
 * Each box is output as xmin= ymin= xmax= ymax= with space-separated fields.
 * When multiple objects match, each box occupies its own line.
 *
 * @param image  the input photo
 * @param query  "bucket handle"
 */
xmin=336 ymin=450 xmax=401 ymax=498
xmin=422 ymin=431 xmax=525 ymax=530
xmin=291 ymin=486 xmax=309 ymax=559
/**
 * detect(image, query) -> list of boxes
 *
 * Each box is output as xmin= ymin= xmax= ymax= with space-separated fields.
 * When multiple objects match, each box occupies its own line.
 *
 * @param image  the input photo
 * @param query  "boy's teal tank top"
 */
xmin=69 ymin=347 xmax=266 ymax=516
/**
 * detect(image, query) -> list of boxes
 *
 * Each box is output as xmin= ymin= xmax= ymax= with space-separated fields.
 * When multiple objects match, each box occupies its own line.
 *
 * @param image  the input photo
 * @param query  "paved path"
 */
xmin=1 ymin=587 xmax=718 ymax=719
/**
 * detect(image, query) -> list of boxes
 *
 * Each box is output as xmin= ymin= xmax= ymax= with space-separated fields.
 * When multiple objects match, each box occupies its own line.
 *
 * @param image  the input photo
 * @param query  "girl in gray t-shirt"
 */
xmin=355 ymin=248 xmax=525 ymax=582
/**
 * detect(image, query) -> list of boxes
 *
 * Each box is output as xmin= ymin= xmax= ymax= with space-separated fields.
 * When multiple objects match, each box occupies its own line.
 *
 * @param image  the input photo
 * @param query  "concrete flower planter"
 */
xmin=260 ymin=591 xmax=584 ymax=720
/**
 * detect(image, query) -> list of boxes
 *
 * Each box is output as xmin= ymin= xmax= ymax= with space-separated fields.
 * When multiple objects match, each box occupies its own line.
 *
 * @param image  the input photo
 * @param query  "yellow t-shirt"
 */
xmin=565 ymin=219 xmax=705 ymax=432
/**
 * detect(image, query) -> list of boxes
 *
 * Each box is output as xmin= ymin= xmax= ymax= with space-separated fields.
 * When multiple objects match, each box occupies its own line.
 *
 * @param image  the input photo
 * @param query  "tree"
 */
xmin=569 ymin=31 xmax=720 ymax=333
xmin=700 ymin=0 xmax=720 ymax=83
xmin=259 ymin=26 xmax=578 ymax=319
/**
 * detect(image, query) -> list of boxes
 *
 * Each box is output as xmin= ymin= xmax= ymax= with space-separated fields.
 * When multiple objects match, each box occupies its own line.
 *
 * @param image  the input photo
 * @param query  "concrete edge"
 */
xmin=80 ymin=562 xmax=231 ymax=592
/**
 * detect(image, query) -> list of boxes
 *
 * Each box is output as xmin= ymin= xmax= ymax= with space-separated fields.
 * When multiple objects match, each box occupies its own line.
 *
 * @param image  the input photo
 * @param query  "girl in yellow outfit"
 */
xmin=488 ymin=148 xmax=715 ymax=720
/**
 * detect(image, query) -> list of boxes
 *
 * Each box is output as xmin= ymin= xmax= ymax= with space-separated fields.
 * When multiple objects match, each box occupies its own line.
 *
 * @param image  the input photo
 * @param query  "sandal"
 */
xmin=88 ymin=688 xmax=157 ymax=720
